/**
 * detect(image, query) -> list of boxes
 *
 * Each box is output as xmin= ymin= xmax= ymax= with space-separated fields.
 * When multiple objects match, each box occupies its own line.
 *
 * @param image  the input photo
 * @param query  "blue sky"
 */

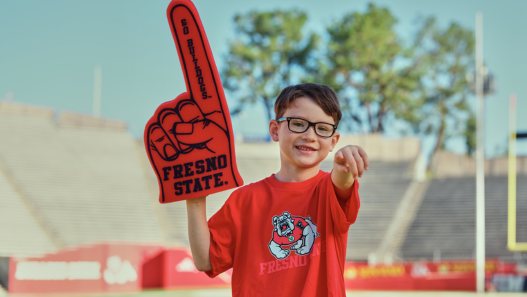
xmin=1 ymin=0 xmax=526 ymax=158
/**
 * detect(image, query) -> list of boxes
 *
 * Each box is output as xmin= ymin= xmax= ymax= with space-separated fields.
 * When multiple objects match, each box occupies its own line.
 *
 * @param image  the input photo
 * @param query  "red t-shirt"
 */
xmin=206 ymin=170 xmax=360 ymax=297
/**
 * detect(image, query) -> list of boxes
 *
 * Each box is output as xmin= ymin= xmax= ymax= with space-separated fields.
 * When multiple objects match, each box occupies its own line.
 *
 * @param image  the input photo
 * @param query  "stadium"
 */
xmin=0 ymin=100 xmax=526 ymax=296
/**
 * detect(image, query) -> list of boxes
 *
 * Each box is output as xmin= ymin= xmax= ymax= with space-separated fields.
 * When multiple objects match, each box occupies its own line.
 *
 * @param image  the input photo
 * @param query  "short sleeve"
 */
xmin=205 ymin=198 xmax=237 ymax=278
xmin=325 ymin=175 xmax=360 ymax=233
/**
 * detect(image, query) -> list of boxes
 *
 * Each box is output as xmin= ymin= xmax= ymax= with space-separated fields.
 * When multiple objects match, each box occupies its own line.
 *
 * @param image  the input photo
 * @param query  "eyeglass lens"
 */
xmin=288 ymin=118 xmax=334 ymax=137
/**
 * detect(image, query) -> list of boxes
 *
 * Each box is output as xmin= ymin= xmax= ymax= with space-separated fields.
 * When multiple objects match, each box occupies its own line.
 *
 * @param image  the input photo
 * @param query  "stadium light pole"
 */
xmin=93 ymin=65 xmax=102 ymax=117
xmin=475 ymin=11 xmax=485 ymax=293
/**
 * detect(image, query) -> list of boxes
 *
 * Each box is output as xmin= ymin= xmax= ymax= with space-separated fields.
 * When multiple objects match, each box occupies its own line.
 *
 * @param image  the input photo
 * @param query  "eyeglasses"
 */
xmin=276 ymin=117 xmax=337 ymax=138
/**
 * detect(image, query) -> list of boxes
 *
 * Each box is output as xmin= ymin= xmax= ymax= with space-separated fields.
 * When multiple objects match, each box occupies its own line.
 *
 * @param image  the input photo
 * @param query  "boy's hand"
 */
xmin=333 ymin=145 xmax=369 ymax=179
xmin=332 ymin=145 xmax=369 ymax=199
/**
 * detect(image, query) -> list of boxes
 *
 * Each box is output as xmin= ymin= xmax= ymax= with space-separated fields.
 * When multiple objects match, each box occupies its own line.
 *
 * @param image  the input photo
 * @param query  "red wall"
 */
xmin=343 ymin=260 xmax=504 ymax=291
xmin=9 ymin=243 xmax=163 ymax=294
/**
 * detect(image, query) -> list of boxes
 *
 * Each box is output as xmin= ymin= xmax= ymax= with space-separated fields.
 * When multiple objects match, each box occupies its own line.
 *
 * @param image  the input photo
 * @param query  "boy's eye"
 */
xmin=291 ymin=120 xmax=306 ymax=127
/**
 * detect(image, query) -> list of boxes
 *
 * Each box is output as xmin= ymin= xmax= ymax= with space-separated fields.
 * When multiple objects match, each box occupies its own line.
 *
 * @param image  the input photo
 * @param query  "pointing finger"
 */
xmin=358 ymin=146 xmax=370 ymax=171
xmin=352 ymin=149 xmax=365 ymax=178
xmin=168 ymin=1 xmax=227 ymax=131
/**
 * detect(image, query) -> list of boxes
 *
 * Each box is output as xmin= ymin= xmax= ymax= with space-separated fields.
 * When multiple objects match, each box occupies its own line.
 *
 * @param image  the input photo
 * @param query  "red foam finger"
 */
xmin=144 ymin=0 xmax=243 ymax=203
xmin=168 ymin=1 xmax=227 ymax=131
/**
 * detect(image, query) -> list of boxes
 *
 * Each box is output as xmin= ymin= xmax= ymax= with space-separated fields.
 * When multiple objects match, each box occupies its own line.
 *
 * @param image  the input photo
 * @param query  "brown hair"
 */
xmin=274 ymin=83 xmax=342 ymax=126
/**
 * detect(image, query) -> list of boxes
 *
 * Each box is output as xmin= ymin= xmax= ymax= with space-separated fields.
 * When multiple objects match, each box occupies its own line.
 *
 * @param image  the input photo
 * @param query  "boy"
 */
xmin=186 ymin=83 xmax=369 ymax=296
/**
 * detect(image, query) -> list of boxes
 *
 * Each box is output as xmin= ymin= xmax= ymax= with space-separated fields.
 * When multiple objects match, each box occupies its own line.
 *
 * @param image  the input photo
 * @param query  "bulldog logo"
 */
xmin=268 ymin=211 xmax=320 ymax=259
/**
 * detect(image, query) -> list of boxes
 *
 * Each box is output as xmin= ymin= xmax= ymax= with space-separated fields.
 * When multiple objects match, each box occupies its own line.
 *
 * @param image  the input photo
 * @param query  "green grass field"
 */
xmin=87 ymin=289 xmax=524 ymax=297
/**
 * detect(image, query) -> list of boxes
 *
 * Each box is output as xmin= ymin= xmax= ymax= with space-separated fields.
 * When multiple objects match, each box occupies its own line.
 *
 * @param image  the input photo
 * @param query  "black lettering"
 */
xmin=186 ymin=38 xmax=192 ymax=46
xmin=196 ymin=69 xmax=202 ymax=77
xmin=201 ymin=175 xmax=212 ymax=190
xmin=213 ymin=172 xmax=224 ymax=188
xmin=198 ymin=77 xmax=203 ymax=84
xmin=206 ymin=157 xmax=217 ymax=172
xmin=200 ymin=84 xmax=206 ymax=92
xmin=193 ymin=178 xmax=203 ymax=192
xmin=172 ymin=165 xmax=184 ymax=179
xmin=194 ymin=61 xmax=198 ymax=68
xmin=189 ymin=46 xmax=194 ymax=55
xmin=202 ymin=92 xmax=210 ymax=99
xmin=193 ymin=55 xmax=198 ymax=62
xmin=162 ymin=166 xmax=172 ymax=181
xmin=183 ymin=27 xmax=189 ymax=34
xmin=181 ymin=19 xmax=187 ymax=26
xmin=184 ymin=162 xmax=194 ymax=177
xmin=195 ymin=160 xmax=205 ymax=174
xmin=174 ymin=182 xmax=183 ymax=195
xmin=182 ymin=179 xmax=193 ymax=194
xmin=218 ymin=154 xmax=227 ymax=169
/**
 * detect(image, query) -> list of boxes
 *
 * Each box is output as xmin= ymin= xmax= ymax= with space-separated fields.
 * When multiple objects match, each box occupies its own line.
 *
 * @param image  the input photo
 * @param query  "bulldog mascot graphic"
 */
xmin=268 ymin=211 xmax=320 ymax=259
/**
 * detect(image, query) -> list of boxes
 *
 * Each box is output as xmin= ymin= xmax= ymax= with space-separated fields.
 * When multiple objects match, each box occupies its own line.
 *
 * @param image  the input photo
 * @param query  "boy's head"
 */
xmin=274 ymin=83 xmax=342 ymax=126
xmin=269 ymin=83 xmax=342 ymax=172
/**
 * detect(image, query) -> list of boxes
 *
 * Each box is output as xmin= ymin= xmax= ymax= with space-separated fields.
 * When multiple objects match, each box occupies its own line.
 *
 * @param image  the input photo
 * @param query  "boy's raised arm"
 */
xmin=331 ymin=145 xmax=369 ymax=199
xmin=186 ymin=196 xmax=212 ymax=271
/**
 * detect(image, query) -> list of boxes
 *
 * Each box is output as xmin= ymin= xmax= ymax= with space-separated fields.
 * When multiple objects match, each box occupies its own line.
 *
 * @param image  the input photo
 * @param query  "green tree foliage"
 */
xmin=464 ymin=111 xmax=476 ymax=157
xmin=221 ymin=10 xmax=320 ymax=122
xmin=222 ymin=5 xmax=476 ymax=168
xmin=414 ymin=17 xmax=475 ymax=170
xmin=323 ymin=3 xmax=424 ymax=133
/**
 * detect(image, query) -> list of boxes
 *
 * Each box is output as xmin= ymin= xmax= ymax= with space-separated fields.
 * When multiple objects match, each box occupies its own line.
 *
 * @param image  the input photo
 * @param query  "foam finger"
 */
xmin=167 ymin=1 xmax=227 ymax=131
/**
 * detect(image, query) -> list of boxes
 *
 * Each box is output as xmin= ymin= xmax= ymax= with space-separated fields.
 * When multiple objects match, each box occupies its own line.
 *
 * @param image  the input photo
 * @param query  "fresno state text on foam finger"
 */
xmin=144 ymin=0 xmax=243 ymax=203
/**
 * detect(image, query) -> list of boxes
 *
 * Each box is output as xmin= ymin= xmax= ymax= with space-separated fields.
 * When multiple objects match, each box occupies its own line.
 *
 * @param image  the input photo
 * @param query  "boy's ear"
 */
xmin=329 ymin=132 xmax=340 ymax=152
xmin=269 ymin=120 xmax=280 ymax=142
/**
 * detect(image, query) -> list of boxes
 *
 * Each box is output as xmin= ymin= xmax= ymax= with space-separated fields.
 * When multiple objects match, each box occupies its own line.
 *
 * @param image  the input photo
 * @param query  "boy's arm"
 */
xmin=186 ymin=196 xmax=212 ymax=272
xmin=331 ymin=145 xmax=369 ymax=199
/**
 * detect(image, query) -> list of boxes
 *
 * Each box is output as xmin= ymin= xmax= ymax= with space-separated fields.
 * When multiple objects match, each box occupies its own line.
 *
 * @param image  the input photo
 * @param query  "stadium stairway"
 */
xmin=0 ymin=102 xmax=163 ymax=252
xmin=400 ymin=175 xmax=527 ymax=261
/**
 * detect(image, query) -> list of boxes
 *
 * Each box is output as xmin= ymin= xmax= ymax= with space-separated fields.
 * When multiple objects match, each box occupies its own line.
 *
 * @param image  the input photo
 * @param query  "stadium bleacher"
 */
xmin=400 ymin=175 xmax=527 ymax=261
xmin=0 ymin=102 xmax=163 ymax=254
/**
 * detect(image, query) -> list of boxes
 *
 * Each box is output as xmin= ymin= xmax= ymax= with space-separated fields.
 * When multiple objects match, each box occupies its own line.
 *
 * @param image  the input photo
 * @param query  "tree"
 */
xmin=415 ymin=17 xmax=475 ymax=171
xmin=222 ymin=10 xmax=320 ymax=122
xmin=322 ymin=3 xmax=424 ymax=133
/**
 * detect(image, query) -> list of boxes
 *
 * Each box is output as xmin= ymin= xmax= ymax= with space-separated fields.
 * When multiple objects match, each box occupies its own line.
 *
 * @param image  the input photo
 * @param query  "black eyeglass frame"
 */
xmin=276 ymin=117 xmax=338 ymax=138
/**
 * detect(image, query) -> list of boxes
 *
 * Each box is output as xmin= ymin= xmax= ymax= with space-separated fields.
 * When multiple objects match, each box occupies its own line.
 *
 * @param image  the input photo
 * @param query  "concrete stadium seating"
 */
xmin=0 ymin=165 xmax=56 ymax=257
xmin=0 ymin=102 xmax=163 ymax=253
xmin=400 ymin=175 xmax=527 ymax=260
xmin=331 ymin=160 xmax=414 ymax=260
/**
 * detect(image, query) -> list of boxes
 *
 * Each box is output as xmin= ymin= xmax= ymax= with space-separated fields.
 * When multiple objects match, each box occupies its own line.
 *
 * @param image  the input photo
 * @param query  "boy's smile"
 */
xmin=270 ymin=96 xmax=340 ymax=181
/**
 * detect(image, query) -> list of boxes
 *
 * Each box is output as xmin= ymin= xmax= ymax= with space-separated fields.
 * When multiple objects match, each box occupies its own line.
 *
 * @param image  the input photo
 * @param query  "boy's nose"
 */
xmin=301 ymin=125 xmax=317 ymax=141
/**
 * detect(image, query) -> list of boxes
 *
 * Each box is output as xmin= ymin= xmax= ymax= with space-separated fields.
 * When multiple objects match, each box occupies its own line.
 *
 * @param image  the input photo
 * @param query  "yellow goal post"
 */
xmin=508 ymin=94 xmax=527 ymax=251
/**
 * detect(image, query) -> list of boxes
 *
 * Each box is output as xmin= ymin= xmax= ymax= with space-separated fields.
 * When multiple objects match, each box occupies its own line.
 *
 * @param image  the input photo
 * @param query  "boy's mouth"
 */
xmin=295 ymin=145 xmax=316 ymax=151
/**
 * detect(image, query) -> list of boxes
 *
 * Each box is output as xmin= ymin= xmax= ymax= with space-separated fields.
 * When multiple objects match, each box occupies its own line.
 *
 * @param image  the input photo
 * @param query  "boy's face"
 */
xmin=269 ymin=96 xmax=340 ymax=170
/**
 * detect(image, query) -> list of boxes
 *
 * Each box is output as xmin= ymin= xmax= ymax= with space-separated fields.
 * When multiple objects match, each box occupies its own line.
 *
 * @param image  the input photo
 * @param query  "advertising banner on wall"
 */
xmin=343 ymin=259 xmax=504 ymax=291
xmin=9 ymin=243 xmax=163 ymax=294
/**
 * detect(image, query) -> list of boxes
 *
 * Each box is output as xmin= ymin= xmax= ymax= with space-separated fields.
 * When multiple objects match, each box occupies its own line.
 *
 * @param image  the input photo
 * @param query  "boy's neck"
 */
xmin=274 ymin=163 xmax=320 ymax=183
